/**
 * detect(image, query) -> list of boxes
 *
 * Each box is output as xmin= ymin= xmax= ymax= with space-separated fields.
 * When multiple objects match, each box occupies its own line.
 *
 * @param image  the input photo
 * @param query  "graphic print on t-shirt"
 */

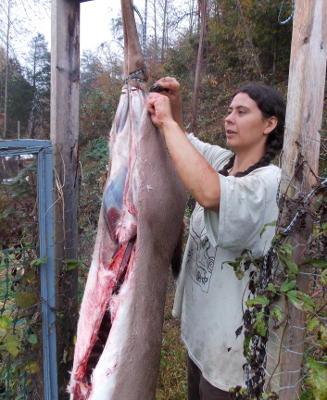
xmin=186 ymin=214 xmax=218 ymax=293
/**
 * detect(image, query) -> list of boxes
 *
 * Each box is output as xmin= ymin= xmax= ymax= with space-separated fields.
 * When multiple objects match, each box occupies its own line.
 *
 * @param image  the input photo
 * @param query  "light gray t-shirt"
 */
xmin=173 ymin=134 xmax=280 ymax=391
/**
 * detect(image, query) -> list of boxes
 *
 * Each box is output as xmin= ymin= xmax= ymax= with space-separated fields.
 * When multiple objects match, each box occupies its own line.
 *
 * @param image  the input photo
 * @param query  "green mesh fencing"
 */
xmin=0 ymin=247 xmax=43 ymax=399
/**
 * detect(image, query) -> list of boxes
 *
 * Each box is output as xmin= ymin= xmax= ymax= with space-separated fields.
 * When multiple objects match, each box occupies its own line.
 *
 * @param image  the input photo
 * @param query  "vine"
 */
xmin=0 ymin=249 xmax=44 ymax=397
xmin=229 ymin=182 xmax=327 ymax=400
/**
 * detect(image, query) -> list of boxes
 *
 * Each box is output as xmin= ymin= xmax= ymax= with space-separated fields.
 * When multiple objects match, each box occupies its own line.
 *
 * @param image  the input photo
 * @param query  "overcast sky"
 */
xmin=11 ymin=0 xmax=144 ymax=64
xmin=80 ymin=0 xmax=120 ymax=52
xmin=52 ymin=0 xmax=144 ymax=53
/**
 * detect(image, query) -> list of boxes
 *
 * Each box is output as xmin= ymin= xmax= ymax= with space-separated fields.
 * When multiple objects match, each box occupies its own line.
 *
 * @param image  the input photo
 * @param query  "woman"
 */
xmin=146 ymin=78 xmax=286 ymax=400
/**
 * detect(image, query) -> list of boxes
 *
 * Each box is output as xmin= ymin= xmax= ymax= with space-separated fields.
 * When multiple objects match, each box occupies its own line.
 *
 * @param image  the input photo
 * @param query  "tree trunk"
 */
xmin=188 ymin=0 xmax=196 ymax=35
xmin=3 ymin=0 xmax=11 ymax=139
xmin=190 ymin=0 xmax=207 ymax=132
xmin=161 ymin=0 xmax=168 ymax=60
xmin=236 ymin=0 xmax=262 ymax=77
xmin=265 ymin=1 xmax=327 ymax=399
xmin=27 ymin=37 xmax=37 ymax=139
xmin=50 ymin=0 xmax=80 ymax=397
xmin=153 ymin=0 xmax=159 ymax=60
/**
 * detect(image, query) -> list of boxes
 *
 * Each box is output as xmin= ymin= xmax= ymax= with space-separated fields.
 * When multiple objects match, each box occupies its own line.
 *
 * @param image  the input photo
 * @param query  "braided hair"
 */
xmin=218 ymin=83 xmax=286 ymax=177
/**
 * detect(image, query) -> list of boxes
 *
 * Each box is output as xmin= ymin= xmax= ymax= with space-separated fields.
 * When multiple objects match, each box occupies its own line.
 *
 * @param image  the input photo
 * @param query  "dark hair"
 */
xmin=218 ymin=83 xmax=286 ymax=177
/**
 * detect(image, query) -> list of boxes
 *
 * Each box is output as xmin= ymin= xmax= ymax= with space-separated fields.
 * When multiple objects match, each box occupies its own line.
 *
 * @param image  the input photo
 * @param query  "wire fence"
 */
xmin=0 ymin=247 xmax=43 ymax=400
xmin=1 ymin=141 xmax=58 ymax=399
xmin=247 ymin=108 xmax=327 ymax=399
xmin=266 ymin=106 xmax=327 ymax=396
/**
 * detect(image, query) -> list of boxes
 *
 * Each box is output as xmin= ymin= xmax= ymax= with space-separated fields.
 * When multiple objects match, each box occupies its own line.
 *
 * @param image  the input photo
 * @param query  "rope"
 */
xmin=133 ymin=3 xmax=147 ymax=62
xmin=244 ymin=176 xmax=327 ymax=395
xmin=124 ymin=2 xmax=148 ymax=84
xmin=245 ymin=336 xmax=260 ymax=393
xmin=278 ymin=0 xmax=295 ymax=25
xmin=144 ymin=0 xmax=148 ymax=62
xmin=262 ymin=177 xmax=327 ymax=286
xmin=123 ymin=67 xmax=147 ymax=84
xmin=282 ymin=177 xmax=327 ymax=235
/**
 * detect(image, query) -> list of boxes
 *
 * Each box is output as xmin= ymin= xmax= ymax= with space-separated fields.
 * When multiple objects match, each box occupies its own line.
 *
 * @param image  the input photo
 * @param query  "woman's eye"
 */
xmin=238 ymin=110 xmax=245 ymax=115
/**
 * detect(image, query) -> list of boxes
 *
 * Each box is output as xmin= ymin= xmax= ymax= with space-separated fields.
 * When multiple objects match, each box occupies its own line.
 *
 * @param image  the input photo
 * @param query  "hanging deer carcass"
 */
xmin=67 ymin=1 xmax=186 ymax=399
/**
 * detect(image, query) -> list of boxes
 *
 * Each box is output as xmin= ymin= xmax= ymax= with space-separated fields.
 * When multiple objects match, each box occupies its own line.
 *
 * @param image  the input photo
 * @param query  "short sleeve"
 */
xmin=204 ymin=166 xmax=280 ymax=254
xmin=188 ymin=133 xmax=232 ymax=170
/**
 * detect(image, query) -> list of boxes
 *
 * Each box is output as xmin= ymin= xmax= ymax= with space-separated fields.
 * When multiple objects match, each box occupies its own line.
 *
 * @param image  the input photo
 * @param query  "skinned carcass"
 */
xmin=68 ymin=0 xmax=186 ymax=399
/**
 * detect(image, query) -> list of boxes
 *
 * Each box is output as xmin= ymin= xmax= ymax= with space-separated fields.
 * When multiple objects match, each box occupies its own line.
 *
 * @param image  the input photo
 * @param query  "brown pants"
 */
xmin=187 ymin=356 xmax=230 ymax=400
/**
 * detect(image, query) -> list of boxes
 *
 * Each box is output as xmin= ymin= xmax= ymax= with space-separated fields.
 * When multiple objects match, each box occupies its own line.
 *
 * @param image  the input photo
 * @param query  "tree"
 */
xmin=205 ymin=0 xmax=292 ymax=82
xmin=80 ymin=50 xmax=105 ymax=97
xmin=0 ymin=0 xmax=51 ymax=139
xmin=1 ymin=0 xmax=12 ymax=138
xmin=191 ymin=0 xmax=207 ymax=132
xmin=0 ymin=55 xmax=33 ymax=138
xmin=79 ymin=45 xmax=123 ymax=145
xmin=25 ymin=33 xmax=51 ymax=139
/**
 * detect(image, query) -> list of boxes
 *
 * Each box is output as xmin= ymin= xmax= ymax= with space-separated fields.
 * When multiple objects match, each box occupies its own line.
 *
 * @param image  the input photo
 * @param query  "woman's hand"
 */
xmin=146 ymin=92 xmax=174 ymax=131
xmin=149 ymin=77 xmax=184 ymax=132
xmin=152 ymin=77 xmax=182 ymax=107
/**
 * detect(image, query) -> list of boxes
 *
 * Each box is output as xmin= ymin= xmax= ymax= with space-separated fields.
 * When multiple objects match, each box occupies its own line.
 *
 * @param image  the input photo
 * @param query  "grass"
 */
xmin=156 ymin=276 xmax=188 ymax=400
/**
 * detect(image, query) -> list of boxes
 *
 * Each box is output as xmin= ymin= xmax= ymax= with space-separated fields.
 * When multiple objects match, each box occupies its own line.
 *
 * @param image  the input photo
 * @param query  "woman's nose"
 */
xmin=225 ymin=113 xmax=233 ymax=123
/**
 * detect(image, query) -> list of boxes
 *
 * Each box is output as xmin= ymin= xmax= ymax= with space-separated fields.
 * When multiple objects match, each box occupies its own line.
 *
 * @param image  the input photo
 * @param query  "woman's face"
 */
xmin=225 ymin=92 xmax=272 ymax=153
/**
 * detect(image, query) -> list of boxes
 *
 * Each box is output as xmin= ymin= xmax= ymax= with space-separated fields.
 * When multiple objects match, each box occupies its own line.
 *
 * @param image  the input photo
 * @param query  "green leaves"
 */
xmin=63 ymin=259 xmax=83 ymax=271
xmin=267 ymin=283 xmax=277 ymax=294
xmin=253 ymin=312 xmax=267 ymax=337
xmin=28 ymin=334 xmax=38 ymax=344
xmin=246 ymin=295 xmax=270 ymax=308
xmin=306 ymin=317 xmax=320 ymax=332
xmin=321 ymin=268 xmax=327 ymax=285
xmin=278 ymin=243 xmax=299 ymax=279
xmin=26 ymin=362 xmax=40 ymax=374
xmin=306 ymin=359 xmax=327 ymax=400
xmin=0 ymin=315 xmax=12 ymax=329
xmin=3 ymin=334 xmax=21 ymax=357
xmin=279 ymin=279 xmax=296 ymax=292
xmin=15 ymin=292 xmax=37 ymax=309
xmin=30 ymin=255 xmax=48 ymax=267
xmin=260 ymin=220 xmax=276 ymax=237
xmin=223 ymin=261 xmax=244 ymax=280
xmin=302 ymin=258 xmax=327 ymax=270
xmin=286 ymin=290 xmax=316 ymax=312
xmin=243 ymin=333 xmax=252 ymax=357
xmin=88 ymin=137 xmax=109 ymax=160
xmin=270 ymin=307 xmax=283 ymax=321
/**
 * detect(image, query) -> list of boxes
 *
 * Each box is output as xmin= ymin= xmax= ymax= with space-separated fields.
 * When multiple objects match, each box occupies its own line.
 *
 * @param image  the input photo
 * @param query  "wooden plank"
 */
xmin=50 ymin=0 xmax=81 ymax=398
xmin=265 ymin=1 xmax=327 ymax=399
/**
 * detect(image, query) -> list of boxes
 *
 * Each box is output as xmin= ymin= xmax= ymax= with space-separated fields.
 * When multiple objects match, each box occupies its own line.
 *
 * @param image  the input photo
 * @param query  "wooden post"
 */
xmin=50 ymin=0 xmax=81 ymax=397
xmin=265 ymin=1 xmax=327 ymax=399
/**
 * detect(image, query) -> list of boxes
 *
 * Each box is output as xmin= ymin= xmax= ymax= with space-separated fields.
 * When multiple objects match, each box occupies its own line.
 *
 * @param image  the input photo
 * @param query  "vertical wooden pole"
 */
xmin=50 ymin=0 xmax=80 ymax=397
xmin=265 ymin=1 xmax=327 ymax=399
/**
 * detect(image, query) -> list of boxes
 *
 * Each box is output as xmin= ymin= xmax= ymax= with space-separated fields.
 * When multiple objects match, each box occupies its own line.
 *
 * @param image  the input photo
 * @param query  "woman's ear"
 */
xmin=263 ymin=116 xmax=278 ymax=135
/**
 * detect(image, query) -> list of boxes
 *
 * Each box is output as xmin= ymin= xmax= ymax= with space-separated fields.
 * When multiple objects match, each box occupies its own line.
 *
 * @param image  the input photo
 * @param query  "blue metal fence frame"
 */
xmin=0 ymin=139 xmax=58 ymax=400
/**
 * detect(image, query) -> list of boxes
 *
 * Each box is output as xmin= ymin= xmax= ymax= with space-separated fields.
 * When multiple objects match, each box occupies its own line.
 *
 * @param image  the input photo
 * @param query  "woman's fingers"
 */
xmin=146 ymin=93 xmax=173 ymax=128
xmin=152 ymin=77 xmax=181 ymax=104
